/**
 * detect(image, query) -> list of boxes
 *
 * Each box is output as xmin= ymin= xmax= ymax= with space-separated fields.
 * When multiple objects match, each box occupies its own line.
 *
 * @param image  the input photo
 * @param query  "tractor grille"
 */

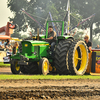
xmin=22 ymin=42 xmax=32 ymax=56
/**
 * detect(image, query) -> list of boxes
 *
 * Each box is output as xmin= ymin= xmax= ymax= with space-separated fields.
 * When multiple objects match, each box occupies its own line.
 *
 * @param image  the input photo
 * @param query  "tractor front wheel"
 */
xmin=11 ymin=61 xmax=20 ymax=74
xmin=38 ymin=58 xmax=49 ymax=75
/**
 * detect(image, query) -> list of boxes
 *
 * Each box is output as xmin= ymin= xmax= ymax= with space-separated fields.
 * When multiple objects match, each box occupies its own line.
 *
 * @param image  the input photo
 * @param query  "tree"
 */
xmin=7 ymin=0 xmax=82 ymax=34
xmin=8 ymin=0 xmax=100 ymax=42
xmin=7 ymin=0 xmax=59 ymax=33
xmin=21 ymin=34 xmax=28 ymax=39
xmin=92 ymin=38 xmax=100 ymax=48
xmin=73 ymin=31 xmax=84 ymax=40
xmin=70 ymin=0 xmax=100 ymax=42
xmin=51 ymin=0 xmax=100 ymax=42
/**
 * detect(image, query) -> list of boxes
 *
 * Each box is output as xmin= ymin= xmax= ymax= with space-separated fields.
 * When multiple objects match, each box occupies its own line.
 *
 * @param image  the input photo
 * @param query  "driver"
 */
xmin=42 ymin=26 xmax=57 ymax=57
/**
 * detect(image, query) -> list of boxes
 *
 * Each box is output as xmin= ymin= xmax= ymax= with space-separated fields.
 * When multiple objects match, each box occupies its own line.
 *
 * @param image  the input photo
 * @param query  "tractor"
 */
xmin=10 ymin=21 xmax=89 ymax=75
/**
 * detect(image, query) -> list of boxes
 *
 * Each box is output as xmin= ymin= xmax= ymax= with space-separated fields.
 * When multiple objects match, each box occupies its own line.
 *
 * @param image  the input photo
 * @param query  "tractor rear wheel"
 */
xmin=68 ymin=40 xmax=88 ymax=75
xmin=20 ymin=65 xmax=29 ymax=74
xmin=38 ymin=58 xmax=49 ymax=75
xmin=20 ymin=62 xmax=38 ymax=74
xmin=54 ymin=40 xmax=73 ymax=75
xmin=28 ymin=62 xmax=38 ymax=74
xmin=11 ymin=61 xmax=20 ymax=74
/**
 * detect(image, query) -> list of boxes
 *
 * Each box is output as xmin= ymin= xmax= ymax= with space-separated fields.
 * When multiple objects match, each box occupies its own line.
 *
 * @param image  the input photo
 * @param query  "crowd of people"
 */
xmin=0 ymin=40 xmax=19 ymax=54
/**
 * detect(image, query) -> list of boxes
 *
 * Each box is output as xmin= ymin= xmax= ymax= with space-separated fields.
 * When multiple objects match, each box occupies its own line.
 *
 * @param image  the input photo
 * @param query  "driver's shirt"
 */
xmin=47 ymin=31 xmax=57 ymax=44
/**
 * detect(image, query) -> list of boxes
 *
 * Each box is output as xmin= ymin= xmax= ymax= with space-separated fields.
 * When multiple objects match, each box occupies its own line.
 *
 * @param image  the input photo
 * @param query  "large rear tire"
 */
xmin=68 ymin=40 xmax=88 ymax=75
xmin=28 ymin=62 xmax=38 ymax=74
xmin=20 ymin=62 xmax=38 ymax=74
xmin=20 ymin=65 xmax=29 ymax=74
xmin=54 ymin=40 xmax=73 ymax=75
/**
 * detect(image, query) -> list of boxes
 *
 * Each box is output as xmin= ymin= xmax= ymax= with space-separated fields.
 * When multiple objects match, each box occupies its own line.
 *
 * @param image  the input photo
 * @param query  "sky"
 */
xmin=0 ymin=0 xmax=13 ymax=27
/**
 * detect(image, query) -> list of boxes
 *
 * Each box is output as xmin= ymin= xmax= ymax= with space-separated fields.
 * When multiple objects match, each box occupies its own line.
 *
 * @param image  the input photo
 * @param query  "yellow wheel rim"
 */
xmin=15 ymin=62 xmax=20 ymax=71
xmin=74 ymin=44 xmax=87 ymax=73
xmin=43 ymin=61 xmax=48 ymax=73
xmin=74 ymin=49 xmax=79 ymax=67
xmin=79 ymin=44 xmax=87 ymax=72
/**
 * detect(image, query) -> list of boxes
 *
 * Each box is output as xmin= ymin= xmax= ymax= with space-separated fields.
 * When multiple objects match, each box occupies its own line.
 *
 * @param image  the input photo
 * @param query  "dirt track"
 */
xmin=0 ymin=67 xmax=11 ymax=74
xmin=0 ymin=68 xmax=100 ymax=100
xmin=0 ymin=79 xmax=100 ymax=100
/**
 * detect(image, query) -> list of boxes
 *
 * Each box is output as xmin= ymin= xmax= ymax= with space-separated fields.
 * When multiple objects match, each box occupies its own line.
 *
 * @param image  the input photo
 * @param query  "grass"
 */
xmin=0 ymin=62 xmax=10 ymax=67
xmin=0 ymin=75 xmax=100 ymax=80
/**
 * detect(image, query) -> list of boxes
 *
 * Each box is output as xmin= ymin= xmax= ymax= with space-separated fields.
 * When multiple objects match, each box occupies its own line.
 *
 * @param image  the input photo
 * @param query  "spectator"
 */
xmin=95 ymin=45 xmax=100 ymax=49
xmin=0 ymin=40 xmax=5 ymax=49
xmin=84 ymin=35 xmax=92 ymax=53
xmin=13 ymin=42 xmax=19 ymax=54
xmin=5 ymin=40 xmax=12 ymax=52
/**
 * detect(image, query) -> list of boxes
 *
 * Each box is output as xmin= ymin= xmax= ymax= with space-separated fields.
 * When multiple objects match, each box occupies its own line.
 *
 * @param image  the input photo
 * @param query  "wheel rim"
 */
xmin=74 ymin=44 xmax=87 ymax=73
xmin=43 ymin=61 xmax=48 ymax=73
xmin=15 ymin=62 xmax=20 ymax=71
xmin=74 ymin=49 xmax=79 ymax=67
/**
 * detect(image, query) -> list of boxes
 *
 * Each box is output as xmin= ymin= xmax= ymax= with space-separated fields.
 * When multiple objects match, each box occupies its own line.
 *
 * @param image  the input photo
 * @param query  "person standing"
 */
xmin=13 ymin=42 xmax=19 ymax=54
xmin=84 ymin=35 xmax=92 ymax=52
xmin=5 ymin=40 xmax=12 ymax=52
xmin=95 ymin=45 xmax=100 ymax=49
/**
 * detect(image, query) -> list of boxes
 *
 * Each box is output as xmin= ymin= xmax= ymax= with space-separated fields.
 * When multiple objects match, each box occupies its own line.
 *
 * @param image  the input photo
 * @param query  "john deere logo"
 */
xmin=25 ymin=44 xmax=28 ymax=47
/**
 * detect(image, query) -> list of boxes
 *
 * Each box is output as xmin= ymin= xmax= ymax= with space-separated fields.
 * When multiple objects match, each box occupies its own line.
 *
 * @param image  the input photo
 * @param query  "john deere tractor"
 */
xmin=10 ymin=21 xmax=88 ymax=75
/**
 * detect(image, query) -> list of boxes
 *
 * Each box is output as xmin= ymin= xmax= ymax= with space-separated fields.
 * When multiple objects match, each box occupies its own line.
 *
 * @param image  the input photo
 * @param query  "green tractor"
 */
xmin=10 ymin=21 xmax=88 ymax=75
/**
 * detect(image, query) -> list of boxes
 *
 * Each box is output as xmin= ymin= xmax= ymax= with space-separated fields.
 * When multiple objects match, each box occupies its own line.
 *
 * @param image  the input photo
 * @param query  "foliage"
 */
xmin=71 ymin=0 xmax=100 ymax=34
xmin=73 ymin=30 xmax=84 ymax=40
xmin=21 ymin=34 xmax=28 ymax=39
xmin=7 ymin=0 xmax=59 ymax=32
xmin=92 ymin=38 xmax=100 ymax=48
xmin=7 ymin=0 xmax=83 ymax=33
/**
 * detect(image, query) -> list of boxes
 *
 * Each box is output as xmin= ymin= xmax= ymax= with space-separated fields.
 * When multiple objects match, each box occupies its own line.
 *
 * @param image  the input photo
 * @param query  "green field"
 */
xmin=0 ymin=62 xmax=10 ymax=67
xmin=0 ymin=75 xmax=100 ymax=80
